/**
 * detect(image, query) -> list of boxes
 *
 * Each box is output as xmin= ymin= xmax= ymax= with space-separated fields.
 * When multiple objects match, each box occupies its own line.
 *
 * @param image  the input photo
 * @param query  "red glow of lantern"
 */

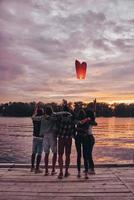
xmin=75 ymin=60 xmax=87 ymax=79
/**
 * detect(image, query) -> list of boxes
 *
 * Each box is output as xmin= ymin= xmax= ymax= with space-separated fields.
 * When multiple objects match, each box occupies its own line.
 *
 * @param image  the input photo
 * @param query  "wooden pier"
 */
xmin=0 ymin=164 xmax=134 ymax=200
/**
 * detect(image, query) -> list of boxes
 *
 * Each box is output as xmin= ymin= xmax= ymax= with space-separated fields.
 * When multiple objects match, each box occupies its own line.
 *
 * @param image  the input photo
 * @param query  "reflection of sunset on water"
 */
xmin=92 ymin=117 xmax=134 ymax=163
xmin=96 ymin=156 xmax=123 ymax=163
xmin=0 ymin=117 xmax=134 ymax=164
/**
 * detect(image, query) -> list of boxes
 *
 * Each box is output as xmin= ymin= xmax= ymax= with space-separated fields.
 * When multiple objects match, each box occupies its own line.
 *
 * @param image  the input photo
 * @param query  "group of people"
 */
xmin=31 ymin=99 xmax=97 ymax=179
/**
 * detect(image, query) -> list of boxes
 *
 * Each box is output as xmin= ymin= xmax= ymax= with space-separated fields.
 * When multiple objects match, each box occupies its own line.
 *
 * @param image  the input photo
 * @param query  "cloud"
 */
xmin=0 ymin=0 xmax=134 ymax=103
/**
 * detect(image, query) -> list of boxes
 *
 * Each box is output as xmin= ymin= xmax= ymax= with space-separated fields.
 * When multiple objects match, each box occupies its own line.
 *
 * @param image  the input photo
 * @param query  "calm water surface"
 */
xmin=0 ymin=117 xmax=134 ymax=164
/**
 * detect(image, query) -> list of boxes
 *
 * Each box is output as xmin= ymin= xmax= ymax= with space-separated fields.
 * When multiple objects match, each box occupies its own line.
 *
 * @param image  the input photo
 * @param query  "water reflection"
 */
xmin=0 ymin=117 xmax=134 ymax=164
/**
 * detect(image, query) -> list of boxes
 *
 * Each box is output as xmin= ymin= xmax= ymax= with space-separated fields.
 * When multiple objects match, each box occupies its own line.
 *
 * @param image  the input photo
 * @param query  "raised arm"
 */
xmin=93 ymin=98 xmax=96 ymax=118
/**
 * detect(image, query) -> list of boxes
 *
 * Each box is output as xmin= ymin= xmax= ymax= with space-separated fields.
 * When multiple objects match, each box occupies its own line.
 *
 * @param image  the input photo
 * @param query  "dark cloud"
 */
xmin=0 ymin=63 xmax=25 ymax=82
xmin=0 ymin=0 xmax=134 ymax=103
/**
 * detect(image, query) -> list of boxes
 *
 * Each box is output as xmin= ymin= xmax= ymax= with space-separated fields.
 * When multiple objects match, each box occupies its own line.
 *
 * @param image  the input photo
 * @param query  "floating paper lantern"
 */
xmin=75 ymin=60 xmax=87 ymax=79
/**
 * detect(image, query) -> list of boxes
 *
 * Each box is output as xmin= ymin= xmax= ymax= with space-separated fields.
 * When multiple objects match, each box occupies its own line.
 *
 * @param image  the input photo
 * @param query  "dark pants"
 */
xmin=75 ymin=134 xmax=95 ymax=172
xmin=58 ymin=137 xmax=72 ymax=172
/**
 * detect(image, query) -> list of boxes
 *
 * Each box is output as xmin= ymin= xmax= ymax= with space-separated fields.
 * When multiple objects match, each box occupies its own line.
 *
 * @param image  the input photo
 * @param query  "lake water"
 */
xmin=0 ymin=117 xmax=134 ymax=164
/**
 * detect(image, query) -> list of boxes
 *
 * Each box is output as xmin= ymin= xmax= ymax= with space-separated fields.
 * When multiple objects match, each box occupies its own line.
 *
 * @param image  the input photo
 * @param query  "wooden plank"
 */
xmin=0 ymin=186 xmax=130 ymax=193
xmin=0 ymin=167 xmax=133 ymax=200
xmin=0 ymin=196 xmax=72 ymax=200
xmin=0 ymin=178 xmax=121 ymax=184
xmin=112 ymin=167 xmax=134 ymax=197
xmin=72 ymin=198 xmax=134 ymax=200
xmin=0 ymin=182 xmax=126 ymax=188
xmin=0 ymin=196 xmax=134 ymax=200
xmin=0 ymin=191 xmax=133 ymax=197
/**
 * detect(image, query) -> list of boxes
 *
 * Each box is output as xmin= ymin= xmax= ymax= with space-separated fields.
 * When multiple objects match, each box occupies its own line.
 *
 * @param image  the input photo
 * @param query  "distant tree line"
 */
xmin=0 ymin=101 xmax=134 ymax=117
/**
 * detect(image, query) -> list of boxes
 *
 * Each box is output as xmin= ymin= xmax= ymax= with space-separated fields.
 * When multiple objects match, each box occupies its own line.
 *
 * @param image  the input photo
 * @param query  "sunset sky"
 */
xmin=0 ymin=0 xmax=134 ymax=104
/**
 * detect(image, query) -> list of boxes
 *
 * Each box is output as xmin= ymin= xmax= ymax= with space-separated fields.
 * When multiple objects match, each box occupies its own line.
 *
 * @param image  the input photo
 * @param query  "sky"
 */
xmin=0 ymin=0 xmax=134 ymax=104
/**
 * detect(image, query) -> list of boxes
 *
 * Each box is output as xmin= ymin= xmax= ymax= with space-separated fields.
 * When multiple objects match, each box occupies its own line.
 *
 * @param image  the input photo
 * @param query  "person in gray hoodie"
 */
xmin=40 ymin=106 xmax=57 ymax=175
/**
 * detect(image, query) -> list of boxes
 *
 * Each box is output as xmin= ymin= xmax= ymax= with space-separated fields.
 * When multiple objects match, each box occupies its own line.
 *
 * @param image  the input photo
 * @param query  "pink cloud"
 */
xmin=0 ymin=0 xmax=134 ymax=103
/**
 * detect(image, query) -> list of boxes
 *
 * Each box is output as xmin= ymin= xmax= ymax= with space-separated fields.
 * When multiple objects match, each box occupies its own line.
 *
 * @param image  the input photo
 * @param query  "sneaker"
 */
xmin=51 ymin=170 xmax=57 ymax=175
xmin=44 ymin=170 xmax=49 ymax=176
xmin=58 ymin=172 xmax=63 ymax=179
xmin=30 ymin=167 xmax=35 ymax=172
xmin=85 ymin=173 xmax=89 ymax=179
xmin=77 ymin=172 xmax=81 ymax=178
xmin=64 ymin=172 xmax=70 ymax=177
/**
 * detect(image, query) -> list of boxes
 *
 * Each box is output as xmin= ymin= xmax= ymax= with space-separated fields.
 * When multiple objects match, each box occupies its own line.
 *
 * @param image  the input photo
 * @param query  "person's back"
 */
xmin=75 ymin=109 xmax=97 ymax=178
xmin=40 ymin=106 xmax=57 ymax=176
xmin=57 ymin=112 xmax=75 ymax=179
xmin=81 ymin=109 xmax=97 ymax=174
xmin=40 ymin=114 xmax=57 ymax=136
xmin=31 ymin=108 xmax=44 ymax=173
xmin=32 ymin=112 xmax=43 ymax=138
xmin=57 ymin=113 xmax=75 ymax=138
xmin=77 ymin=120 xmax=89 ymax=135
xmin=77 ymin=109 xmax=97 ymax=135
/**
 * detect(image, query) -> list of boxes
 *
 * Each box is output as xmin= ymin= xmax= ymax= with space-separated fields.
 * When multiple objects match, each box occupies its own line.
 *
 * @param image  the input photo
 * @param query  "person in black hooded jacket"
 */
xmin=75 ymin=108 xmax=97 ymax=179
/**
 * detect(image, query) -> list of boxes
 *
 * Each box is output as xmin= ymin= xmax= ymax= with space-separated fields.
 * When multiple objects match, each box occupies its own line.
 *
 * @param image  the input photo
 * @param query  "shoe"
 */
xmin=58 ymin=172 xmax=63 ymax=179
xmin=35 ymin=169 xmax=43 ymax=174
xmin=85 ymin=175 xmax=89 ymax=179
xmin=77 ymin=172 xmax=81 ymax=178
xmin=64 ymin=172 xmax=70 ymax=177
xmin=30 ymin=167 xmax=35 ymax=172
xmin=85 ymin=172 xmax=89 ymax=179
xmin=44 ymin=171 xmax=49 ymax=176
xmin=51 ymin=170 xmax=57 ymax=175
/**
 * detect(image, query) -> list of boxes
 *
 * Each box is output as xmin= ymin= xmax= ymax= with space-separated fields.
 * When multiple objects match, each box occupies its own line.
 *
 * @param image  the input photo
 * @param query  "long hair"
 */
xmin=45 ymin=106 xmax=53 ymax=116
xmin=86 ymin=109 xmax=95 ymax=121
xmin=36 ymin=109 xmax=43 ymax=116
xmin=78 ymin=109 xmax=86 ymax=120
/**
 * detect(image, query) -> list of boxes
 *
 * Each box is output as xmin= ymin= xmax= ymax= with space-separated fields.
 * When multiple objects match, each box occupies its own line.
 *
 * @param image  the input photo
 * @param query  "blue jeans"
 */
xmin=32 ymin=137 xmax=43 ymax=155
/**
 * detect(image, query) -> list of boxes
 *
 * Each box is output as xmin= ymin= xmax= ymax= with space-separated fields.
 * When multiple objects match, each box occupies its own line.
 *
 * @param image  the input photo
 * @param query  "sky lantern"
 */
xmin=75 ymin=60 xmax=87 ymax=79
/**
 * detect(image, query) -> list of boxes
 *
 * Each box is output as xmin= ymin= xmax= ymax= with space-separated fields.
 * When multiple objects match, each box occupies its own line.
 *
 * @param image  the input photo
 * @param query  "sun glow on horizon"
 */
xmin=0 ymin=1 xmax=133 ymax=103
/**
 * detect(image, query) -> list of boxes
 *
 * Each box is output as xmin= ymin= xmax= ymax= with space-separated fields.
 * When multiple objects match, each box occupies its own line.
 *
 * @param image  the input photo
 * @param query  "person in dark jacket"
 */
xmin=75 ymin=108 xmax=97 ymax=179
xmin=31 ymin=105 xmax=44 ymax=173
